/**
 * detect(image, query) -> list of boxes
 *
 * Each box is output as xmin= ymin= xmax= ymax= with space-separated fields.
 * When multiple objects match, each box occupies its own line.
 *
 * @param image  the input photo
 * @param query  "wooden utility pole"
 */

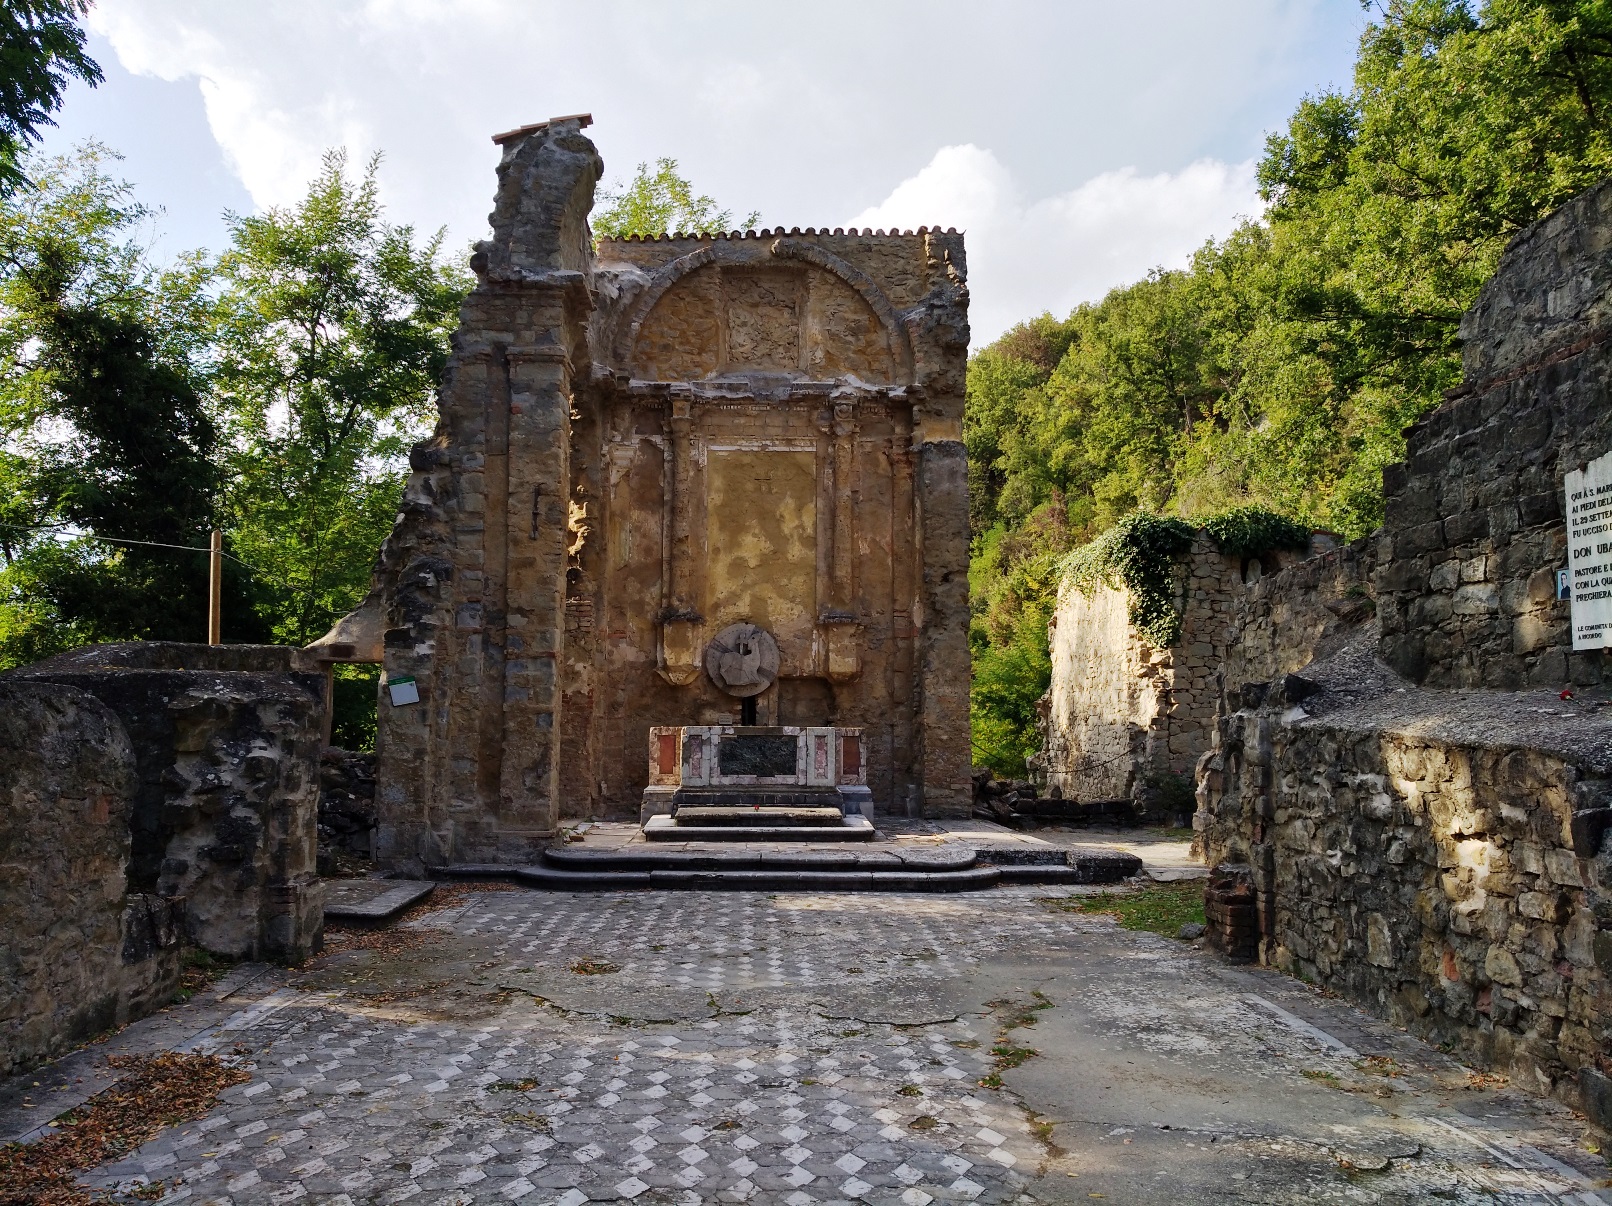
xmin=208 ymin=529 xmax=222 ymax=645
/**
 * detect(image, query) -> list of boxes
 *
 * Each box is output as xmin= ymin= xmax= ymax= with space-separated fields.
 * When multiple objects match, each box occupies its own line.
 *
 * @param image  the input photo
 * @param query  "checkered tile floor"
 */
xmin=83 ymin=890 xmax=1089 ymax=1204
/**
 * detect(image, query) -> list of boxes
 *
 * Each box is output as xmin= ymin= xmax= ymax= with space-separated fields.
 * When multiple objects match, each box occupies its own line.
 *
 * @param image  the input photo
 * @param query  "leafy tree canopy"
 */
xmin=213 ymin=149 xmax=471 ymax=647
xmin=0 ymin=147 xmax=234 ymax=665
xmin=592 ymin=157 xmax=758 ymax=240
xmin=0 ymin=1 xmax=100 ymax=193
xmin=967 ymin=0 xmax=1612 ymax=773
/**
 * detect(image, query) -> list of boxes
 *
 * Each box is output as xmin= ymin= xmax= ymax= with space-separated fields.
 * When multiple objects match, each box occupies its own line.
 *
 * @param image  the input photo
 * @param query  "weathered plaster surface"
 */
xmin=334 ymin=119 xmax=973 ymax=867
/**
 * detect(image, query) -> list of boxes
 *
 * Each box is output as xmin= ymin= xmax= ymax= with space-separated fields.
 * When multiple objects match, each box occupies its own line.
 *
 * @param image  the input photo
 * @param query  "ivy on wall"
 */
xmin=1060 ymin=506 xmax=1312 ymax=648
xmin=1201 ymin=505 xmax=1313 ymax=561
xmin=1060 ymin=512 xmax=1196 ymax=647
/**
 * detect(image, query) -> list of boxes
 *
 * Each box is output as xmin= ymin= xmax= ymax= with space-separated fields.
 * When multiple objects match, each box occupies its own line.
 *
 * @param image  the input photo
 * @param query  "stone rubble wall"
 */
xmin=318 ymin=748 xmax=378 ymax=869
xmin=8 ymin=642 xmax=325 ymax=963
xmin=0 ymin=680 xmax=182 ymax=1078
xmin=1377 ymin=178 xmax=1612 ymax=689
xmin=1223 ymin=539 xmax=1377 ymax=691
xmin=1197 ymin=176 xmax=1612 ymax=1118
xmin=1197 ymin=647 xmax=1612 ymax=1106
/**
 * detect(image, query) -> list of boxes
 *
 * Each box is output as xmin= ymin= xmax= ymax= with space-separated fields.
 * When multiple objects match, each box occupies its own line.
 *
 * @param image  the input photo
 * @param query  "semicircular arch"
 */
xmin=609 ymin=238 xmax=914 ymax=383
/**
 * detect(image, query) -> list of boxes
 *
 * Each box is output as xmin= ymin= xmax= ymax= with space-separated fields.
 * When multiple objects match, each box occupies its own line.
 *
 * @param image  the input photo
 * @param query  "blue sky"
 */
xmin=39 ymin=1 xmax=1366 ymax=344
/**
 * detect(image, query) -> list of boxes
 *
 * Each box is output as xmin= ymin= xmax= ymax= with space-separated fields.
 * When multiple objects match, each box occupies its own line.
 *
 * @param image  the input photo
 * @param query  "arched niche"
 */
xmin=609 ymin=239 xmax=915 ymax=384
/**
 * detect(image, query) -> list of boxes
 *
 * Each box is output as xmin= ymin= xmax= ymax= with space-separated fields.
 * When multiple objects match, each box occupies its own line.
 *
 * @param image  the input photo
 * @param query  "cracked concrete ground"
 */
xmin=4 ymin=884 xmax=1611 ymax=1205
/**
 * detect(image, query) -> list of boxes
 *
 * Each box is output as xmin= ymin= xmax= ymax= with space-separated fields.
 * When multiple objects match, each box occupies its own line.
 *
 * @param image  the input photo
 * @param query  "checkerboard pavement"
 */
xmin=79 ymin=889 xmax=1094 ymax=1205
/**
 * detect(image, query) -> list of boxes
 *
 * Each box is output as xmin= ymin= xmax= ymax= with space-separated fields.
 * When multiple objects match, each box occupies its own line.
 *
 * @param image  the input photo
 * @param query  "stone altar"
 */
xmin=641 ymin=724 xmax=872 ymax=836
xmin=313 ymin=115 xmax=972 ymax=867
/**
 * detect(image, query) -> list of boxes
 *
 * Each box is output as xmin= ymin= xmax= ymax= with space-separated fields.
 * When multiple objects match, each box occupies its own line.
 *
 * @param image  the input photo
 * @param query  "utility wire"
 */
xmin=0 ymin=522 xmax=258 ymax=574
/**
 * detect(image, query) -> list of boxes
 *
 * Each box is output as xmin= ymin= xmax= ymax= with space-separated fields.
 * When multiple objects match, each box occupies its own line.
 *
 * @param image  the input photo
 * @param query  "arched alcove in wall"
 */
xmin=608 ymin=240 xmax=915 ymax=383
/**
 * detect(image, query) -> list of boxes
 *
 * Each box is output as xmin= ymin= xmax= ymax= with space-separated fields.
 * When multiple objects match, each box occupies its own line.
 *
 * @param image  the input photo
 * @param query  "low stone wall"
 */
xmin=8 ymin=643 xmax=325 ymax=962
xmin=1198 ymin=638 xmax=1612 ymax=1106
xmin=0 ymin=680 xmax=181 ymax=1078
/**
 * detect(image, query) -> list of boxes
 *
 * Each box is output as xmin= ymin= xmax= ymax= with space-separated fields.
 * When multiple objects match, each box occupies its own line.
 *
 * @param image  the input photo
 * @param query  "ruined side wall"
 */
xmin=1042 ymin=580 xmax=1162 ymax=802
xmin=1199 ymin=668 xmax=1612 ymax=1105
xmin=0 ymin=681 xmax=181 ymax=1078
xmin=1040 ymin=534 xmax=1246 ymax=816
xmin=1377 ymin=179 xmax=1612 ymax=688
xmin=1223 ymin=539 xmax=1377 ymax=693
xmin=1198 ymin=178 xmax=1612 ymax=1111
xmin=13 ymin=645 xmax=325 ymax=962
xmin=363 ymin=119 xmax=600 ymax=866
xmin=909 ymin=232 xmax=974 ymax=817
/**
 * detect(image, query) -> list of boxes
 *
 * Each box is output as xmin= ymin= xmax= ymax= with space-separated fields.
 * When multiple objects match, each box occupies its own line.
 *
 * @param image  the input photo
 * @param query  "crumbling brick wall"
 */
xmin=10 ymin=642 xmax=324 ymax=962
xmin=1377 ymin=178 xmax=1612 ymax=689
xmin=0 ymin=680 xmax=181 ymax=1078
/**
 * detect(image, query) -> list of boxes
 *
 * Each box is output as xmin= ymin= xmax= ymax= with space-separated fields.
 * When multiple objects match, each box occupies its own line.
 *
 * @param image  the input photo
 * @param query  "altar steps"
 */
xmin=641 ymin=815 xmax=875 ymax=841
xmin=427 ymin=843 xmax=1142 ymax=893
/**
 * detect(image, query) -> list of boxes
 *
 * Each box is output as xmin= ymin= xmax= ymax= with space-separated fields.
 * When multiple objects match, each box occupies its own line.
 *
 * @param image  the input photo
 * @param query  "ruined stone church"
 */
xmin=316 ymin=115 xmax=974 ymax=867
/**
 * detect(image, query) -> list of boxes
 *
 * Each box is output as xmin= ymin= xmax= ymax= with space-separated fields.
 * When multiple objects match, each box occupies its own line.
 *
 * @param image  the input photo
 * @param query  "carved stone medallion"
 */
xmin=704 ymin=622 xmax=780 ymax=698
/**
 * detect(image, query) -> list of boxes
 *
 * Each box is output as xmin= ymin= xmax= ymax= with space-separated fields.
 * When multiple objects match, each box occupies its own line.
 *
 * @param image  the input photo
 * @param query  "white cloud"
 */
xmin=851 ymin=146 xmax=1262 ymax=347
xmin=76 ymin=0 xmax=1342 ymax=335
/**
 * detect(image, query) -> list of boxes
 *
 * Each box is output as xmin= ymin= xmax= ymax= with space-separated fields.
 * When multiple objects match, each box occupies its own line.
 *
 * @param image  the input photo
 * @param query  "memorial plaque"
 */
xmin=1565 ymin=448 xmax=1612 ymax=650
xmin=718 ymin=733 xmax=799 ymax=777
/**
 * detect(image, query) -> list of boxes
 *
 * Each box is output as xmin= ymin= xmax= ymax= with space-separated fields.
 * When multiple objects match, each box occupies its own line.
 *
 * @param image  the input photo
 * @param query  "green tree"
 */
xmin=966 ymin=0 xmax=1612 ymax=772
xmin=0 ymin=147 xmax=237 ymax=666
xmin=0 ymin=1 xmax=101 ymax=192
xmin=592 ymin=157 xmax=758 ymax=240
xmin=213 ymin=149 xmax=471 ymax=647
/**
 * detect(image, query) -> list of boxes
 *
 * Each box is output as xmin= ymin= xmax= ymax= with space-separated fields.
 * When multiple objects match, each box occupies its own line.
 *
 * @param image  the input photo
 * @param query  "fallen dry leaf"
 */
xmin=0 ymin=1052 xmax=250 ymax=1205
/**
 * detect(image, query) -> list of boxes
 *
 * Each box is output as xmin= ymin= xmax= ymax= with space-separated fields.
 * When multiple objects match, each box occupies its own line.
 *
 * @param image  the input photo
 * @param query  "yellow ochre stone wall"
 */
xmin=322 ymin=119 xmax=973 ymax=867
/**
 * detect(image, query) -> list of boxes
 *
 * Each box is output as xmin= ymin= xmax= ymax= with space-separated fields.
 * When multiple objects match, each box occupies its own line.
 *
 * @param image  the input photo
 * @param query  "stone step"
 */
xmin=642 ymin=815 xmax=876 ymax=842
xmin=972 ymin=846 xmax=1144 ymax=883
xmin=542 ymin=845 xmax=976 ymax=873
xmin=323 ymin=878 xmax=436 ymax=925
xmin=993 ymin=864 xmax=1083 ymax=884
xmin=423 ymin=845 xmax=1142 ymax=892
xmin=434 ymin=863 xmax=1007 ymax=892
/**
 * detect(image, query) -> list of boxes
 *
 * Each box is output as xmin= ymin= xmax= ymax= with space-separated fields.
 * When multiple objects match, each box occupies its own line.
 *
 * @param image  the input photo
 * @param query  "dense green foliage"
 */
xmin=1200 ymin=505 xmax=1312 ymax=561
xmin=0 ymin=148 xmax=470 ymax=753
xmin=592 ymin=157 xmax=758 ymax=240
xmin=214 ymin=150 xmax=469 ymax=646
xmin=969 ymin=0 xmax=1612 ymax=774
xmin=0 ymin=0 xmax=100 ymax=192
xmin=0 ymin=148 xmax=249 ymax=661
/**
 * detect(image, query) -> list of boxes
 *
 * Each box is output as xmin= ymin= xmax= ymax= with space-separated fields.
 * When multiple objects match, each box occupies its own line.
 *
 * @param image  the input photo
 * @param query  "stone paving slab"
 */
xmin=323 ymin=879 xmax=436 ymax=923
xmin=9 ymin=886 xmax=1611 ymax=1204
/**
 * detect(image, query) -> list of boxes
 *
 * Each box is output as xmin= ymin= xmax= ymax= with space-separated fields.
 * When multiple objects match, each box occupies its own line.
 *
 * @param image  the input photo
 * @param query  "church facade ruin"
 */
xmin=317 ymin=116 xmax=973 ymax=867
